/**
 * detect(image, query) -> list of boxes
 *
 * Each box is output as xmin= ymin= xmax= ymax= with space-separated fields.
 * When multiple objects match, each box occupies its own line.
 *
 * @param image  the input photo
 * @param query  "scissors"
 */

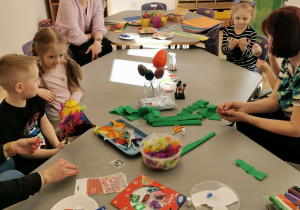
xmin=172 ymin=125 xmax=184 ymax=135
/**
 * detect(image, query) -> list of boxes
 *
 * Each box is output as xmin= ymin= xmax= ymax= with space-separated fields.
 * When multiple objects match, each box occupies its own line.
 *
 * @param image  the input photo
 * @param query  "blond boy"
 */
xmin=0 ymin=54 xmax=68 ymax=175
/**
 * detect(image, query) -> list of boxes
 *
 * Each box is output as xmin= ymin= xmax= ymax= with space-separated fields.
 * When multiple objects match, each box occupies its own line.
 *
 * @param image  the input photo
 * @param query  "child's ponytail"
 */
xmin=65 ymin=56 xmax=85 ymax=92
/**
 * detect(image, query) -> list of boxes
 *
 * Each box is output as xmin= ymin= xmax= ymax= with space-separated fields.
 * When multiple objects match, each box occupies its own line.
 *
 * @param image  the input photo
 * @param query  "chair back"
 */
xmin=196 ymin=8 xmax=215 ymax=18
xmin=256 ymin=35 xmax=269 ymax=61
xmin=22 ymin=41 xmax=32 ymax=56
xmin=204 ymin=23 xmax=222 ymax=56
xmin=141 ymin=2 xmax=167 ymax=10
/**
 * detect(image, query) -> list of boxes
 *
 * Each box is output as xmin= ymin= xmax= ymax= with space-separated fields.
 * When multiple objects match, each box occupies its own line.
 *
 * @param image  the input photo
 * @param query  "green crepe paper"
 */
xmin=195 ymin=99 xmax=209 ymax=108
xmin=187 ymin=103 xmax=199 ymax=112
xmin=236 ymin=159 xmax=267 ymax=180
xmin=179 ymin=108 xmax=192 ymax=115
xmin=198 ymin=108 xmax=208 ymax=118
xmin=109 ymin=106 xmax=125 ymax=115
xmin=152 ymin=120 xmax=202 ymax=127
xmin=148 ymin=114 xmax=202 ymax=123
xmin=207 ymin=104 xmax=219 ymax=117
xmin=181 ymin=132 xmax=216 ymax=156
xmin=208 ymin=113 xmax=222 ymax=121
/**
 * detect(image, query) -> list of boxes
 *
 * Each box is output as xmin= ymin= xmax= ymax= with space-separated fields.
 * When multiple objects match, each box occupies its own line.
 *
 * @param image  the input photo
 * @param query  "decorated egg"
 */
xmin=154 ymin=67 xmax=164 ymax=79
xmin=152 ymin=49 xmax=167 ymax=68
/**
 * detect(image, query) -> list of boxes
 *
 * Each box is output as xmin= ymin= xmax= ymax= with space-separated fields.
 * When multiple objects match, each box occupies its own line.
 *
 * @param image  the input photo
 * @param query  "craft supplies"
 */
xmin=252 ymin=43 xmax=262 ymax=57
xmin=168 ymin=52 xmax=177 ymax=71
xmin=140 ymin=133 xmax=182 ymax=171
xmin=111 ymin=174 xmax=187 ymax=210
xmin=175 ymin=80 xmax=186 ymax=99
xmin=94 ymin=119 xmax=147 ymax=156
xmin=138 ymin=95 xmax=177 ymax=110
xmin=236 ymin=159 xmax=267 ymax=180
xmin=172 ymin=125 xmax=184 ymax=135
xmin=180 ymin=132 xmax=216 ymax=156
xmin=267 ymin=185 xmax=300 ymax=209
xmin=190 ymin=181 xmax=240 ymax=209
xmin=186 ymin=197 xmax=192 ymax=206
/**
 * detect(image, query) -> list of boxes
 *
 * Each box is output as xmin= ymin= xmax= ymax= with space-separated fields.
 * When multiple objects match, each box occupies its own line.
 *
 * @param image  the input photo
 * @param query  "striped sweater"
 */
xmin=221 ymin=25 xmax=258 ymax=72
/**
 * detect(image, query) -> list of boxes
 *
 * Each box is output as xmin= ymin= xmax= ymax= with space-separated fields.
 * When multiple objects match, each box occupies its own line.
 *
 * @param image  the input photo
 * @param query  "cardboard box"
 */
xmin=168 ymin=6 xmax=190 ymax=22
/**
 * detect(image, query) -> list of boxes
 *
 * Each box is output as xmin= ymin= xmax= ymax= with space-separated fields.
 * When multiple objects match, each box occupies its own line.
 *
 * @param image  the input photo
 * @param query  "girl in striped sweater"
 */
xmin=221 ymin=0 xmax=258 ymax=73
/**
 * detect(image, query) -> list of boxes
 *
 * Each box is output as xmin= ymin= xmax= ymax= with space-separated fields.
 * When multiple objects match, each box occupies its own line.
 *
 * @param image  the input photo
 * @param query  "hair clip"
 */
xmin=234 ymin=0 xmax=256 ymax=7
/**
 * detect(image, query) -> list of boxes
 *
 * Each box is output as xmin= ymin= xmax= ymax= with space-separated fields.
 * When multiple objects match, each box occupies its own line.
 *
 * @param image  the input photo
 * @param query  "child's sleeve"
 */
xmin=221 ymin=27 xmax=232 ymax=56
xmin=241 ymin=30 xmax=257 ymax=59
xmin=70 ymin=88 xmax=82 ymax=104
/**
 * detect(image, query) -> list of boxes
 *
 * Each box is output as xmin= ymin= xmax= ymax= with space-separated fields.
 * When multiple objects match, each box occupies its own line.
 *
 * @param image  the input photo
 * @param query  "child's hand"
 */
xmin=239 ymin=37 xmax=251 ymax=52
xmin=56 ymin=140 xmax=70 ymax=152
xmin=227 ymin=37 xmax=239 ymax=51
xmin=37 ymin=88 xmax=56 ymax=102
xmin=256 ymin=58 xmax=271 ymax=73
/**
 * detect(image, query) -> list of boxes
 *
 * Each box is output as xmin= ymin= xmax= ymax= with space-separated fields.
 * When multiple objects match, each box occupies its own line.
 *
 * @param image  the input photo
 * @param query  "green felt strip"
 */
xmin=181 ymin=132 xmax=216 ymax=156
xmin=109 ymin=106 xmax=125 ymax=115
xmin=148 ymin=114 xmax=202 ymax=123
xmin=236 ymin=159 xmax=267 ymax=180
xmin=179 ymin=108 xmax=192 ymax=115
xmin=152 ymin=120 xmax=202 ymax=127
xmin=124 ymin=115 xmax=140 ymax=121
xmin=207 ymin=104 xmax=218 ymax=117
xmin=186 ymin=105 xmax=198 ymax=112
xmin=208 ymin=113 xmax=222 ymax=121
xmin=195 ymin=99 xmax=209 ymax=108
xmin=198 ymin=108 xmax=208 ymax=118
xmin=269 ymin=196 xmax=288 ymax=210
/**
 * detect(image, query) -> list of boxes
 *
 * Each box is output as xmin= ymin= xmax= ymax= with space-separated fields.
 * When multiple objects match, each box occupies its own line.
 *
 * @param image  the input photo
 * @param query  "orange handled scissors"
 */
xmin=172 ymin=125 xmax=184 ymax=135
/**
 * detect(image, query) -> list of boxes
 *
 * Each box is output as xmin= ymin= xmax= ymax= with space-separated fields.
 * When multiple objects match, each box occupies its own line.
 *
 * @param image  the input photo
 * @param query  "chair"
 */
xmin=196 ymin=8 xmax=215 ymax=18
xmin=22 ymin=41 xmax=32 ymax=56
xmin=195 ymin=23 xmax=221 ymax=56
xmin=141 ymin=2 xmax=167 ymax=10
xmin=256 ymin=35 xmax=269 ymax=61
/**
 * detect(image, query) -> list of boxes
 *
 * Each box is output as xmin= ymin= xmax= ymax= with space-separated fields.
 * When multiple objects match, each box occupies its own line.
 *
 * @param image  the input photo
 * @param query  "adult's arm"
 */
xmin=0 ymin=172 xmax=41 ymax=209
xmin=91 ymin=0 xmax=107 ymax=38
xmin=55 ymin=0 xmax=88 ymax=45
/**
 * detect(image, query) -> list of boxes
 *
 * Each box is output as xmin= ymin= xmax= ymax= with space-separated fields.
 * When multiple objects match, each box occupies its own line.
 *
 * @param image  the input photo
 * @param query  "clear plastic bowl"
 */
xmin=140 ymin=133 xmax=182 ymax=171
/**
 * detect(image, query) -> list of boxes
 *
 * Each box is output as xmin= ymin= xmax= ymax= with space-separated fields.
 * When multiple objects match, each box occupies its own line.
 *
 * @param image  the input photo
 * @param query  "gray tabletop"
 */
xmin=7 ymin=126 xmax=300 ymax=210
xmin=79 ymin=49 xmax=261 ymax=127
xmin=105 ymin=10 xmax=206 ymax=46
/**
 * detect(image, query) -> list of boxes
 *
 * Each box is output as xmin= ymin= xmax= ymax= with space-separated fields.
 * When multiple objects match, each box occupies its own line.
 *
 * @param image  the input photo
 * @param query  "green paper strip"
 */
xmin=198 ymin=108 xmax=208 ymax=118
xmin=180 ymin=132 xmax=216 ymax=156
xmin=208 ymin=113 xmax=222 ymax=121
xmin=152 ymin=120 xmax=202 ymax=127
xmin=195 ymin=99 xmax=209 ymax=108
xmin=148 ymin=114 xmax=202 ymax=123
xmin=236 ymin=159 xmax=267 ymax=180
xmin=269 ymin=196 xmax=288 ymax=210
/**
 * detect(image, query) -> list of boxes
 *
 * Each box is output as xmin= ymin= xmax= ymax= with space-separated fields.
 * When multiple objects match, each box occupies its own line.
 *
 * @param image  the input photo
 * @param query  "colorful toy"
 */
xmin=175 ymin=80 xmax=186 ymax=99
xmin=252 ymin=43 xmax=262 ymax=57
xmin=140 ymin=134 xmax=182 ymax=171
xmin=58 ymin=99 xmax=86 ymax=144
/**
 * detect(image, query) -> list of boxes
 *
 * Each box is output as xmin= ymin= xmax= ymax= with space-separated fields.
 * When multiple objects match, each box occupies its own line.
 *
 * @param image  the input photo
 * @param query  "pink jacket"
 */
xmin=55 ymin=0 xmax=108 ymax=46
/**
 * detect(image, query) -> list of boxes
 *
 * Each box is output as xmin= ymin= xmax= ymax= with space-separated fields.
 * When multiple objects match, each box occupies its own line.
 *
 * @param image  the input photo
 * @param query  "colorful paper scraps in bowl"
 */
xmin=94 ymin=119 xmax=148 ymax=156
xmin=138 ymin=27 xmax=158 ymax=34
xmin=129 ymin=20 xmax=141 ymax=26
xmin=140 ymin=133 xmax=182 ymax=171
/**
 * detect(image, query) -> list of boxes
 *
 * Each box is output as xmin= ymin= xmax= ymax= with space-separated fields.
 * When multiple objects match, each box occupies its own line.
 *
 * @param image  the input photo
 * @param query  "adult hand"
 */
xmin=227 ymin=37 xmax=239 ymax=51
xmin=12 ymin=137 xmax=42 ymax=156
xmin=41 ymin=159 xmax=78 ymax=185
xmin=217 ymin=109 xmax=249 ymax=122
xmin=85 ymin=41 xmax=102 ymax=61
xmin=239 ymin=37 xmax=251 ymax=52
xmin=256 ymin=58 xmax=271 ymax=73
xmin=37 ymin=88 xmax=56 ymax=103
xmin=217 ymin=101 xmax=247 ymax=118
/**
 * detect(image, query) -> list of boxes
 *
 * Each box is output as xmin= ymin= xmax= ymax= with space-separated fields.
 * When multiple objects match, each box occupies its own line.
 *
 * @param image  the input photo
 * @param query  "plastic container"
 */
xmin=152 ymin=16 xmax=161 ymax=29
xmin=140 ymin=133 xmax=182 ymax=171
xmin=140 ymin=17 xmax=151 ymax=28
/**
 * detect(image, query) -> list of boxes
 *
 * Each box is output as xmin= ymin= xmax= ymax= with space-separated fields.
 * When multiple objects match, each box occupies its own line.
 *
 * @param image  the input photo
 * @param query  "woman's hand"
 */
xmin=256 ymin=58 xmax=271 ymax=73
xmin=239 ymin=37 xmax=251 ymax=52
xmin=217 ymin=101 xmax=247 ymax=120
xmin=217 ymin=109 xmax=249 ymax=122
xmin=37 ymin=88 xmax=56 ymax=103
xmin=85 ymin=41 xmax=103 ymax=61
xmin=11 ymin=137 xmax=42 ymax=156
xmin=227 ymin=37 xmax=239 ymax=51
xmin=41 ymin=159 xmax=78 ymax=185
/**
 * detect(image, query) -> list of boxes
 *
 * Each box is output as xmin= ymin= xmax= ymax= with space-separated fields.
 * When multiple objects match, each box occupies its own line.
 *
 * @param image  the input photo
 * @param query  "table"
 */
xmin=7 ymin=126 xmax=300 ymax=210
xmin=105 ymin=10 xmax=206 ymax=47
xmin=79 ymin=49 xmax=261 ymax=126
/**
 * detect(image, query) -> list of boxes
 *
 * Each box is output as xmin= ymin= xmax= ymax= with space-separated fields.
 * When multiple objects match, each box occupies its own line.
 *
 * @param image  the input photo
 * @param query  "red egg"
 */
xmin=152 ymin=49 xmax=167 ymax=68
xmin=154 ymin=67 xmax=164 ymax=79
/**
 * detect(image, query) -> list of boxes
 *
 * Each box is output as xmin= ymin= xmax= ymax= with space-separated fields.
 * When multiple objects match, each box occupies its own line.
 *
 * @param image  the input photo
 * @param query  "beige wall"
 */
xmin=0 ymin=0 xmax=49 ymax=56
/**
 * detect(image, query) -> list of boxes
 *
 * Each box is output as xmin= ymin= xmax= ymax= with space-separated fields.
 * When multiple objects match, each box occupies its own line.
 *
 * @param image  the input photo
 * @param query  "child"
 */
xmin=221 ymin=0 xmax=258 ymax=72
xmin=32 ymin=28 xmax=85 ymax=136
xmin=0 ymin=54 xmax=69 ymax=175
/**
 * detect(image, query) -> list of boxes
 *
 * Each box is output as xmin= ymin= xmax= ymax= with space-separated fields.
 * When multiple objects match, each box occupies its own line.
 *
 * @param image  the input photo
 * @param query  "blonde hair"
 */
xmin=0 ymin=54 xmax=37 ymax=91
xmin=231 ymin=0 xmax=256 ymax=19
xmin=32 ymin=28 xmax=84 ymax=92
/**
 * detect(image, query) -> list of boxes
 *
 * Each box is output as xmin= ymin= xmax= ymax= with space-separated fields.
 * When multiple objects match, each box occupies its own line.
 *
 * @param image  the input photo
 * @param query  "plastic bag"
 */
xmin=138 ymin=95 xmax=177 ymax=110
